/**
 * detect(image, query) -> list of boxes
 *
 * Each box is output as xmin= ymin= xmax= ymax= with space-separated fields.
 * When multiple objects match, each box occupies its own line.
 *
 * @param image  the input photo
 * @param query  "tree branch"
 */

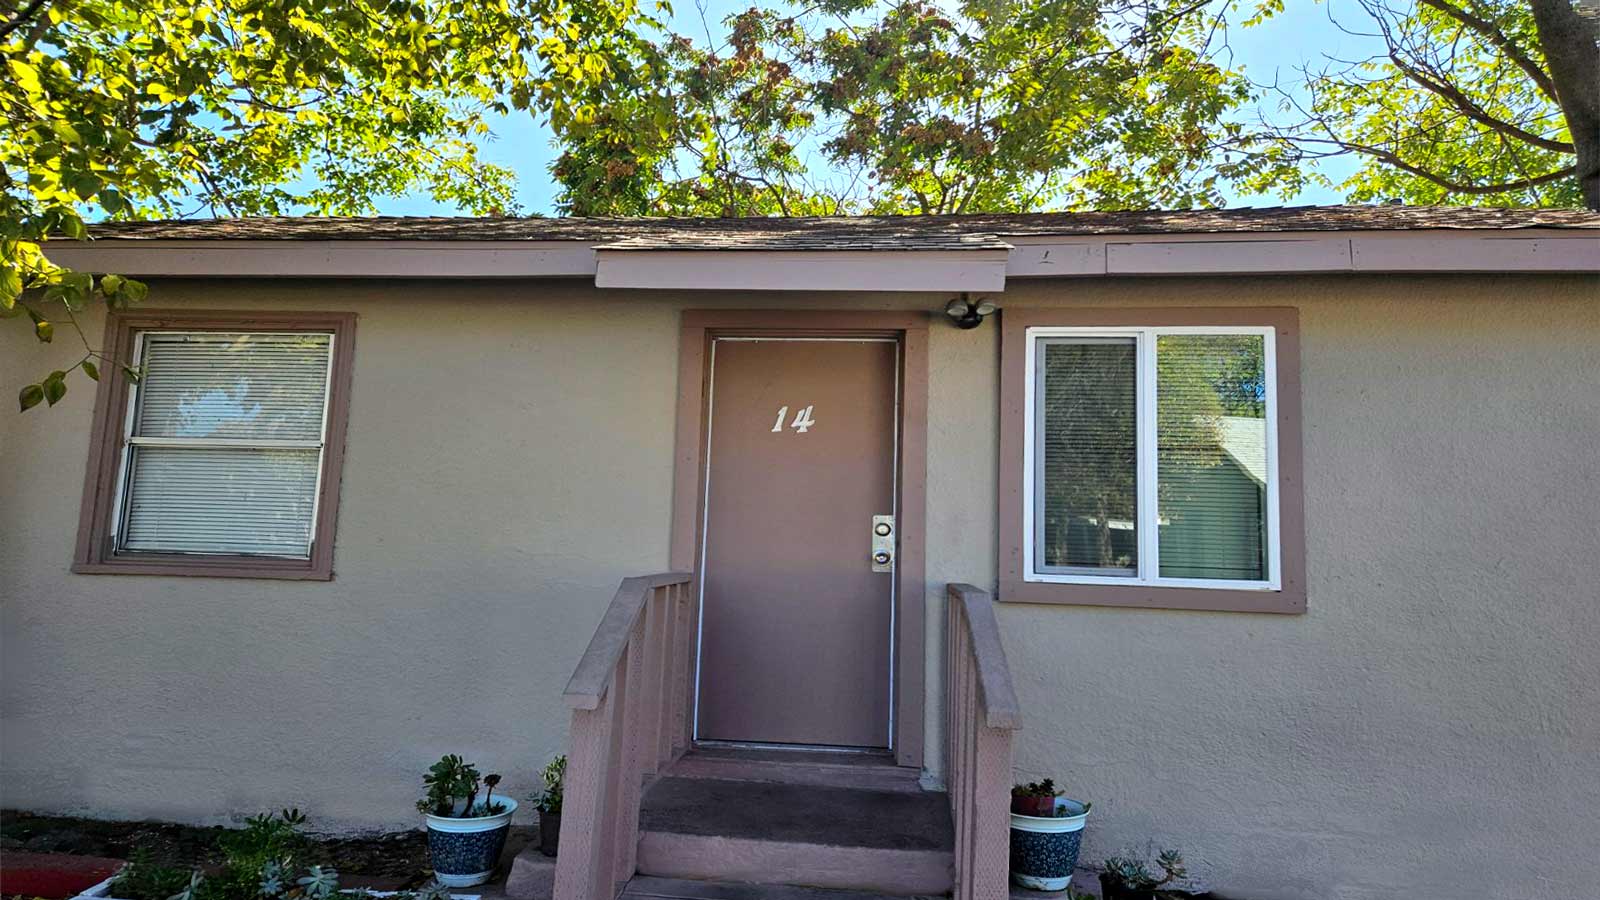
xmin=0 ymin=0 xmax=48 ymax=43
xmin=1417 ymin=0 xmax=1560 ymax=103
xmin=1528 ymin=0 xmax=1600 ymax=209
xmin=1387 ymin=52 xmax=1574 ymax=152
xmin=1312 ymin=134 xmax=1576 ymax=194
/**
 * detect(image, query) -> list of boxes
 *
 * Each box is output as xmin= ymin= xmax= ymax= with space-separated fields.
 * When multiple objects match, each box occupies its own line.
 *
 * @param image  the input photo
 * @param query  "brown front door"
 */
xmin=695 ymin=337 xmax=898 ymax=749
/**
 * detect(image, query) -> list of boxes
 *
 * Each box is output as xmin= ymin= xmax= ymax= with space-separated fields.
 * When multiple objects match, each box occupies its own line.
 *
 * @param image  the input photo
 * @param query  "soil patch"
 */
xmin=0 ymin=811 xmax=433 ymax=885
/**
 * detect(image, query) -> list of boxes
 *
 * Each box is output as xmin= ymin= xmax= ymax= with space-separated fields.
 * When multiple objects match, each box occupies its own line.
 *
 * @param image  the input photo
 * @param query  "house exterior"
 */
xmin=2 ymin=206 xmax=1598 ymax=900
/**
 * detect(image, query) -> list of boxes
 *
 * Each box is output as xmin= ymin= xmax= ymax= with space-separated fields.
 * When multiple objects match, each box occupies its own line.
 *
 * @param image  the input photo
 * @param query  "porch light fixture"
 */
xmin=945 ymin=293 xmax=997 ymax=330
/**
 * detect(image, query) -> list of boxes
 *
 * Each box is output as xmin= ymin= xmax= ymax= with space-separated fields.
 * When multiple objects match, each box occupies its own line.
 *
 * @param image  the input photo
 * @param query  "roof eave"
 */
xmin=40 ymin=227 xmax=1600 ymax=282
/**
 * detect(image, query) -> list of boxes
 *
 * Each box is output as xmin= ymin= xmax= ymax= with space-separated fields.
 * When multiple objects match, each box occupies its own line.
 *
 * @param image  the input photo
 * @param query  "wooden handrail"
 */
xmin=563 ymin=572 xmax=692 ymax=710
xmin=946 ymin=583 xmax=1021 ymax=900
xmin=947 ymin=583 xmax=1022 ymax=730
xmin=555 ymin=572 xmax=698 ymax=900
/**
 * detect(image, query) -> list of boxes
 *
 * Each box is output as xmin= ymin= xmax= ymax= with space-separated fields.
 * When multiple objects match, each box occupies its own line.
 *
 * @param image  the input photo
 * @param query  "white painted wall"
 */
xmin=2 ymin=273 xmax=1597 ymax=900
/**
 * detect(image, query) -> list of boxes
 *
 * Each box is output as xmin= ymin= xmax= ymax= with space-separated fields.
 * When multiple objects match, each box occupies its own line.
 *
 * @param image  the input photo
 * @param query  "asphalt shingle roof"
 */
xmin=84 ymin=205 xmax=1600 ymax=248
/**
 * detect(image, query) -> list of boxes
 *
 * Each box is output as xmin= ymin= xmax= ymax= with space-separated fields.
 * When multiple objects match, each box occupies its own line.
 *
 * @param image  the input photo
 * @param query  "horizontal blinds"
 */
xmin=1155 ymin=334 xmax=1268 ymax=581
xmin=116 ymin=331 xmax=334 ymax=559
xmin=121 ymin=447 xmax=321 ymax=557
xmin=134 ymin=333 xmax=332 ymax=441
xmin=1037 ymin=338 xmax=1139 ymax=573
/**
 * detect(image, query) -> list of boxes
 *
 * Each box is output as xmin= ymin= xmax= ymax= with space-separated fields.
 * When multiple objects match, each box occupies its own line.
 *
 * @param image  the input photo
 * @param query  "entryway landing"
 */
xmin=665 ymin=747 xmax=922 ymax=792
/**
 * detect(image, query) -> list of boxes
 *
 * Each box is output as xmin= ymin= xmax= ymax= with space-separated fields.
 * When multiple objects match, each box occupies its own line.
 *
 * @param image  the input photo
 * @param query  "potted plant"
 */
xmin=416 ymin=755 xmax=516 ymax=887
xmin=533 ymin=756 xmax=565 ymax=858
xmin=1009 ymin=781 xmax=1091 ymax=892
xmin=1099 ymin=851 xmax=1187 ymax=900
xmin=1011 ymin=779 xmax=1062 ymax=817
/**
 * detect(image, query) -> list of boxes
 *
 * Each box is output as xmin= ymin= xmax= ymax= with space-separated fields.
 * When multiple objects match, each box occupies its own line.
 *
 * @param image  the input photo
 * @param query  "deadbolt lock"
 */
xmin=871 ymin=514 xmax=895 ymax=573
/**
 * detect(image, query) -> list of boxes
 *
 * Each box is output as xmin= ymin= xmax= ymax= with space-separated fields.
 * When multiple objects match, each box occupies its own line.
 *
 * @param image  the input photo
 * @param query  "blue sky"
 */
xmin=381 ymin=0 xmax=1385 ymax=216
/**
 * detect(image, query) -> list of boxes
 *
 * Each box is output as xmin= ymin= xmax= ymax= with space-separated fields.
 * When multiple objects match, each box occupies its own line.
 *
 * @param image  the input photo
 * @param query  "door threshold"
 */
xmin=693 ymin=739 xmax=890 ymax=756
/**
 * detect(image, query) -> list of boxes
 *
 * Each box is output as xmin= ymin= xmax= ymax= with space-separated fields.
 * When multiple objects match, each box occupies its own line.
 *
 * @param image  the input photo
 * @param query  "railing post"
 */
xmin=972 ymin=723 xmax=1014 ymax=900
xmin=655 ymin=584 xmax=679 ymax=769
xmin=609 ymin=616 xmax=648 ymax=889
xmin=945 ymin=584 xmax=1023 ymax=900
xmin=678 ymin=582 xmax=698 ymax=751
xmin=553 ymin=696 xmax=614 ymax=900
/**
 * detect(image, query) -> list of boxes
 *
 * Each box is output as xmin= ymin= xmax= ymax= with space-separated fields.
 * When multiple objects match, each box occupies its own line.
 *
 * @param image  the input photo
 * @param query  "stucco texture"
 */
xmin=2 ymin=273 xmax=1597 ymax=900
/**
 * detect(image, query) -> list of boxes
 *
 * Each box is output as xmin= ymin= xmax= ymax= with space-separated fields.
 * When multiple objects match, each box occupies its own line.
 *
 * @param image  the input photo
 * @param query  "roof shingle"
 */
xmin=81 ymin=204 xmax=1600 ymax=246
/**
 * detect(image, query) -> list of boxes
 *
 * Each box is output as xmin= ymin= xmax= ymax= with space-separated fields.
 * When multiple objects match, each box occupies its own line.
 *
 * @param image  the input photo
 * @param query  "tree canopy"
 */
xmin=554 ymin=0 xmax=1308 ymax=215
xmin=554 ymin=0 xmax=1600 ymax=215
xmin=1257 ymin=0 xmax=1598 ymax=209
xmin=5 ymin=0 xmax=1596 ymax=410
xmin=2 ymin=0 xmax=653 ymax=408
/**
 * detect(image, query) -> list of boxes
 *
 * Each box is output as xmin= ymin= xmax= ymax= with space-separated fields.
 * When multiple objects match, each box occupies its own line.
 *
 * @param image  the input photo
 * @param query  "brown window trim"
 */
xmin=998 ymin=306 xmax=1306 ymax=614
xmin=73 ymin=309 xmax=358 ymax=581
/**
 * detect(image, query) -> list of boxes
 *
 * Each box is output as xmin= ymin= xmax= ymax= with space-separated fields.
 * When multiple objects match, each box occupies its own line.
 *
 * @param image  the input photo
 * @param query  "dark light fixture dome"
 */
xmin=945 ymin=293 xmax=997 ymax=329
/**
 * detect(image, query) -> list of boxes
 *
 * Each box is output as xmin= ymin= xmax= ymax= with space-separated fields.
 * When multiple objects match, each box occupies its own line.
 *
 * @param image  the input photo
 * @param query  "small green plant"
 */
xmin=534 ymin=756 xmax=566 ymax=815
xmin=1012 ymin=778 xmax=1061 ymax=799
xmin=258 ymin=861 xmax=452 ymax=900
xmin=109 ymin=849 xmax=191 ymax=900
xmin=417 ymin=754 xmax=506 ymax=818
xmin=112 ymin=812 xmax=458 ymax=900
xmin=110 ymin=810 xmax=314 ymax=900
xmin=1102 ymin=850 xmax=1187 ymax=892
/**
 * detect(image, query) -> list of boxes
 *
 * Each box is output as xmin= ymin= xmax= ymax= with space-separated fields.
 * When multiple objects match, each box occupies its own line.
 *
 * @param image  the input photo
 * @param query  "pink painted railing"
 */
xmin=553 ymin=572 xmax=696 ymax=900
xmin=946 ymin=584 xmax=1023 ymax=900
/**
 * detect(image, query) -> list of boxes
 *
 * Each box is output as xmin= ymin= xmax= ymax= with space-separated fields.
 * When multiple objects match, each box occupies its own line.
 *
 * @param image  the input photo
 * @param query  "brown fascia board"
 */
xmin=41 ymin=228 xmax=1600 ymax=282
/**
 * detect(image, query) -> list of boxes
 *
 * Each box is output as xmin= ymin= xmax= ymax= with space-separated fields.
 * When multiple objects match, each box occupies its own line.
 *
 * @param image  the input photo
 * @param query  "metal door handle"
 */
xmin=871 ymin=515 xmax=895 ymax=572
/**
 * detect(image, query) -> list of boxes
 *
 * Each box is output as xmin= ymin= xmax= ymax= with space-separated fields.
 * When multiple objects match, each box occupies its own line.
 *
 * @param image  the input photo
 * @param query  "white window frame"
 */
xmin=1022 ymin=325 xmax=1281 ymax=592
xmin=107 ymin=330 xmax=338 ymax=559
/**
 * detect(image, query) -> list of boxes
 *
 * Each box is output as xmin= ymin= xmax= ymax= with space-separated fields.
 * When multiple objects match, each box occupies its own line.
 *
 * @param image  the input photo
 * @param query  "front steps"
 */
xmin=634 ymin=752 xmax=953 ymax=896
xmin=505 ymin=748 xmax=954 ymax=900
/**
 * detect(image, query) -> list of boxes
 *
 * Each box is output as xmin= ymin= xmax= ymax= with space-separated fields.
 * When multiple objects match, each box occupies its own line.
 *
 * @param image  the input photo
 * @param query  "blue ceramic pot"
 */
xmin=424 ymin=795 xmax=517 ymax=886
xmin=1009 ymin=798 xmax=1089 ymax=892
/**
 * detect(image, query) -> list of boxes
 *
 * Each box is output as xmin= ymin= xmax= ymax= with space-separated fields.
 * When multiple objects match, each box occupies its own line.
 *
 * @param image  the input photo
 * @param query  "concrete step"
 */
xmin=623 ymin=875 xmax=944 ymax=900
xmin=635 ymin=776 xmax=953 ymax=896
xmin=667 ymin=748 xmax=922 ymax=793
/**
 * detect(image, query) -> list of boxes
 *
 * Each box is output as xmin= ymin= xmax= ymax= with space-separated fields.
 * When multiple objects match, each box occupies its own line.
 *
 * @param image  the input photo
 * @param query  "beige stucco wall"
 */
xmin=2 ymin=273 xmax=1597 ymax=899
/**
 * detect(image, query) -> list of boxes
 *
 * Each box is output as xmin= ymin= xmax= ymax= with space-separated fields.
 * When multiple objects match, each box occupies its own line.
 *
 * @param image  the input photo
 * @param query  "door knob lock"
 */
xmin=871 ymin=515 xmax=895 ymax=573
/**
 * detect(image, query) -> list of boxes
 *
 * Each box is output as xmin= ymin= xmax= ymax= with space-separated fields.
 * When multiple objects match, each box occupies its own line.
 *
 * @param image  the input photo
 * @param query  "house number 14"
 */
xmin=771 ymin=405 xmax=816 ymax=434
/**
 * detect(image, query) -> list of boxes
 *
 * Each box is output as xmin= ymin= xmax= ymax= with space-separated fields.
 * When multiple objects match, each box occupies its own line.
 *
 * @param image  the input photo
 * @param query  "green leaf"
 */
xmin=42 ymin=372 xmax=68 ymax=406
xmin=100 ymin=274 xmax=124 ymax=296
xmin=70 ymin=174 xmax=104 ymax=201
xmin=8 ymin=59 xmax=41 ymax=94
xmin=0 ymin=266 xmax=20 ymax=308
xmin=82 ymin=359 xmax=100 ymax=381
xmin=19 ymin=384 xmax=45 ymax=412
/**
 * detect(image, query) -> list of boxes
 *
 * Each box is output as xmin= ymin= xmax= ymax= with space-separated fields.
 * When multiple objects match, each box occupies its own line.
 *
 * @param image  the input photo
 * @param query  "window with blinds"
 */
xmin=112 ymin=332 xmax=335 ymax=559
xmin=1028 ymin=327 xmax=1278 ymax=590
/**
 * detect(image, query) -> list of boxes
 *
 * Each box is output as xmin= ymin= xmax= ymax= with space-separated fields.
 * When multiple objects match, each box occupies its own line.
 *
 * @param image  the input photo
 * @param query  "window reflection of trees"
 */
xmin=1041 ymin=335 xmax=1267 ymax=579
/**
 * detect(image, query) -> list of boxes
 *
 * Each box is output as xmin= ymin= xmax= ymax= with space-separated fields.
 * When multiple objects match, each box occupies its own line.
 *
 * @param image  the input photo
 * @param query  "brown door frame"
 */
xmin=670 ymin=310 xmax=928 ymax=769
